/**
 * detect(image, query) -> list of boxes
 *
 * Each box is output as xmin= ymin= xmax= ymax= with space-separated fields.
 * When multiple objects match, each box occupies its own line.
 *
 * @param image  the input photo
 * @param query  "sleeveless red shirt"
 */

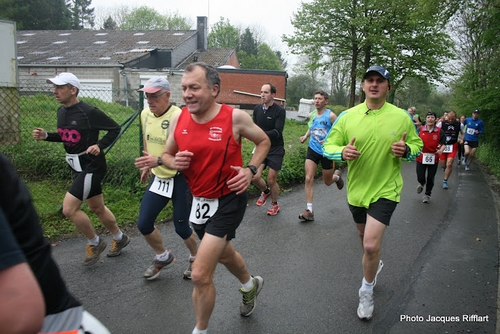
xmin=174 ymin=104 xmax=243 ymax=198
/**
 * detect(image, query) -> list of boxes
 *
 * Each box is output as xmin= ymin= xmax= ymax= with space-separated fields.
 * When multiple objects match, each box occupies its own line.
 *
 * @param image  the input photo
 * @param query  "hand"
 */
xmin=391 ymin=132 xmax=407 ymax=157
xmin=227 ymin=166 xmax=251 ymax=195
xmin=32 ymin=128 xmax=46 ymax=141
xmin=86 ymin=144 xmax=101 ymax=156
xmin=342 ymin=137 xmax=361 ymax=160
xmin=174 ymin=150 xmax=193 ymax=171
xmin=135 ymin=151 xmax=154 ymax=169
xmin=299 ymin=135 xmax=307 ymax=143
xmin=139 ymin=168 xmax=150 ymax=183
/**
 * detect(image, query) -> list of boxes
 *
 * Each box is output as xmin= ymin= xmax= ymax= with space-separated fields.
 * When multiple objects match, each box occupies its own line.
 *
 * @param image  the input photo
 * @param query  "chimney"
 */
xmin=197 ymin=16 xmax=208 ymax=51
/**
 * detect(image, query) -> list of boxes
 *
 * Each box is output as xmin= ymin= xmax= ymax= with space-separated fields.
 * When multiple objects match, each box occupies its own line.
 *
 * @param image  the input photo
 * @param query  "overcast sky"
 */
xmin=91 ymin=0 xmax=309 ymax=69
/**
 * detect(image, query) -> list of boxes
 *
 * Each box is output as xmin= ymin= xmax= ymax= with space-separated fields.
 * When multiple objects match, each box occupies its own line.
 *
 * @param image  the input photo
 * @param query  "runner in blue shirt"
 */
xmin=462 ymin=109 xmax=485 ymax=171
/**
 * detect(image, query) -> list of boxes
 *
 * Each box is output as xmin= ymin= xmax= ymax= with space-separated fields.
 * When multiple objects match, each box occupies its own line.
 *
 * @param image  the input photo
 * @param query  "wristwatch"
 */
xmin=157 ymin=157 xmax=163 ymax=166
xmin=246 ymin=164 xmax=257 ymax=175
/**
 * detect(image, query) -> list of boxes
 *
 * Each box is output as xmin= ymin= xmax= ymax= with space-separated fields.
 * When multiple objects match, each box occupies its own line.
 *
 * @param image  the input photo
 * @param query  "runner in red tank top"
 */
xmin=162 ymin=62 xmax=270 ymax=334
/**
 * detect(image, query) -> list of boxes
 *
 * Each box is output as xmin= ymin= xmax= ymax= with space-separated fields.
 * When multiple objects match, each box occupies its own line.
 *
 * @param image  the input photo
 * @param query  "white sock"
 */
xmin=88 ymin=235 xmax=99 ymax=246
xmin=242 ymin=277 xmax=254 ymax=291
xmin=189 ymin=255 xmax=196 ymax=261
xmin=156 ymin=250 xmax=170 ymax=262
xmin=113 ymin=230 xmax=123 ymax=241
xmin=361 ymin=277 xmax=374 ymax=291
xmin=307 ymin=203 xmax=313 ymax=212
xmin=192 ymin=327 xmax=207 ymax=334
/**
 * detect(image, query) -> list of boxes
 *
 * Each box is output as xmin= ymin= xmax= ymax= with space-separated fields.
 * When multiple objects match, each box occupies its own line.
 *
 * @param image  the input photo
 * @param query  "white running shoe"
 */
xmin=357 ymin=288 xmax=374 ymax=320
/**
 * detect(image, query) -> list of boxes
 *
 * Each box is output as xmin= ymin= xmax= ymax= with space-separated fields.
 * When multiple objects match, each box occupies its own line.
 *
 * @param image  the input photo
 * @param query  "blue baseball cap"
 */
xmin=363 ymin=65 xmax=390 ymax=82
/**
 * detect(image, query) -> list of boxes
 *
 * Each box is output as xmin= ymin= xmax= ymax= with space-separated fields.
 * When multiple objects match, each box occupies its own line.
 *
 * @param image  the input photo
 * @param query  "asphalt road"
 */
xmin=51 ymin=161 xmax=499 ymax=334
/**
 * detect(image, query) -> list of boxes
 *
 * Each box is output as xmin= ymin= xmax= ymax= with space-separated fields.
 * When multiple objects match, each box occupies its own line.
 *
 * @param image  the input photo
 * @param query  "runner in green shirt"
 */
xmin=323 ymin=65 xmax=422 ymax=321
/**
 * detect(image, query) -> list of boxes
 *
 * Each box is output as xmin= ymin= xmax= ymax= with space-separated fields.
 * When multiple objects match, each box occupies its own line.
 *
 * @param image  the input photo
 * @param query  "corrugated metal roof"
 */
xmin=16 ymin=30 xmax=197 ymax=66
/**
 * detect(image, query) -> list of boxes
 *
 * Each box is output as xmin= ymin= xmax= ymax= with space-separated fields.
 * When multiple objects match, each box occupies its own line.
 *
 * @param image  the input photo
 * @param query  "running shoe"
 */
xmin=83 ymin=238 xmax=107 ymax=266
xmin=107 ymin=234 xmax=130 ymax=257
xmin=465 ymin=165 xmax=470 ymax=171
xmin=240 ymin=276 xmax=264 ymax=317
xmin=183 ymin=258 xmax=195 ymax=280
xmin=422 ymin=195 xmax=430 ymax=203
xmin=416 ymin=184 xmax=423 ymax=194
xmin=298 ymin=209 xmax=314 ymax=221
xmin=457 ymin=159 xmax=461 ymax=166
xmin=143 ymin=251 xmax=175 ymax=281
xmin=266 ymin=203 xmax=280 ymax=216
xmin=334 ymin=169 xmax=344 ymax=190
xmin=357 ymin=288 xmax=374 ymax=320
xmin=256 ymin=192 xmax=271 ymax=206
xmin=442 ymin=180 xmax=449 ymax=189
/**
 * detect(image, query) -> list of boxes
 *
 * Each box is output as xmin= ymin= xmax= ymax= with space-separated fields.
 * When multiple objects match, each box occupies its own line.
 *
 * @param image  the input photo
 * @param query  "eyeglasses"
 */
xmin=145 ymin=91 xmax=166 ymax=100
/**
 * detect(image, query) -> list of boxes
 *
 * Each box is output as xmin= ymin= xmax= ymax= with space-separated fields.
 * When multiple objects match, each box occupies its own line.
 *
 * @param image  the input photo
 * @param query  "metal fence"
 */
xmin=0 ymin=82 xmax=145 ymax=221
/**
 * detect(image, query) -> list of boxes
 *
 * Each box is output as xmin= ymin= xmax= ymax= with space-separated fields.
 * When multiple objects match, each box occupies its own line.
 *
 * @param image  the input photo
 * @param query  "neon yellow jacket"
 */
xmin=322 ymin=101 xmax=422 ymax=208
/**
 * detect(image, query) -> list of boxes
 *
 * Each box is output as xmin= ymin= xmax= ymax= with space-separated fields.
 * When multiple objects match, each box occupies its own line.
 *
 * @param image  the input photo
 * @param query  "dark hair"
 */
xmin=314 ymin=90 xmax=329 ymax=100
xmin=185 ymin=62 xmax=221 ymax=97
xmin=263 ymin=83 xmax=276 ymax=94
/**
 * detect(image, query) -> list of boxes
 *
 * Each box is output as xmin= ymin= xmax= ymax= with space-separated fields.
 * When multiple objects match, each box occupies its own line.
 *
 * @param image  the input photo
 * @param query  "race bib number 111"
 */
xmin=149 ymin=176 xmax=174 ymax=198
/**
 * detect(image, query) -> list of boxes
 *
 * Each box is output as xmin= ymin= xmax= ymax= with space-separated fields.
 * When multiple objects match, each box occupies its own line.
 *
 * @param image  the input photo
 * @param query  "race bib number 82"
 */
xmin=189 ymin=197 xmax=219 ymax=225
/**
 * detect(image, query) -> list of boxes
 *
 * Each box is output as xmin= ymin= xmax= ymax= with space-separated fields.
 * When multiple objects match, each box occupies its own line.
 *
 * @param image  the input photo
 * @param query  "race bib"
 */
xmin=466 ymin=128 xmax=475 ymax=135
xmin=189 ymin=197 xmax=219 ymax=225
xmin=65 ymin=152 xmax=85 ymax=172
xmin=422 ymin=153 xmax=435 ymax=165
xmin=443 ymin=145 xmax=453 ymax=153
xmin=148 ymin=176 xmax=174 ymax=198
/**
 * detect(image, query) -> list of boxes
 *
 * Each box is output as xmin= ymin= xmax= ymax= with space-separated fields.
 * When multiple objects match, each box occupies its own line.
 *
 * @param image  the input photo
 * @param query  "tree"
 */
xmin=120 ymin=6 xmax=167 ymax=30
xmin=284 ymin=0 xmax=459 ymax=106
xmin=67 ymin=0 xmax=94 ymax=29
xmin=207 ymin=17 xmax=240 ymax=48
xmin=275 ymin=51 xmax=288 ymax=70
xmin=286 ymin=74 xmax=318 ymax=108
xmin=94 ymin=5 xmax=130 ymax=30
xmin=0 ymin=0 xmax=71 ymax=30
xmin=238 ymin=43 xmax=283 ymax=70
xmin=165 ymin=12 xmax=192 ymax=30
xmin=450 ymin=0 xmax=500 ymax=148
xmin=102 ymin=16 xmax=118 ymax=30
xmin=327 ymin=59 xmax=350 ymax=106
xmin=207 ymin=18 xmax=283 ymax=71
xmin=396 ymin=77 xmax=433 ymax=110
xmin=239 ymin=28 xmax=258 ymax=55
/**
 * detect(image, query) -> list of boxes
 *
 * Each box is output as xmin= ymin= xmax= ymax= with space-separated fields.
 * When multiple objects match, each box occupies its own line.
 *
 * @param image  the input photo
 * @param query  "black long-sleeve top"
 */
xmin=252 ymin=103 xmax=286 ymax=147
xmin=46 ymin=101 xmax=120 ymax=173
